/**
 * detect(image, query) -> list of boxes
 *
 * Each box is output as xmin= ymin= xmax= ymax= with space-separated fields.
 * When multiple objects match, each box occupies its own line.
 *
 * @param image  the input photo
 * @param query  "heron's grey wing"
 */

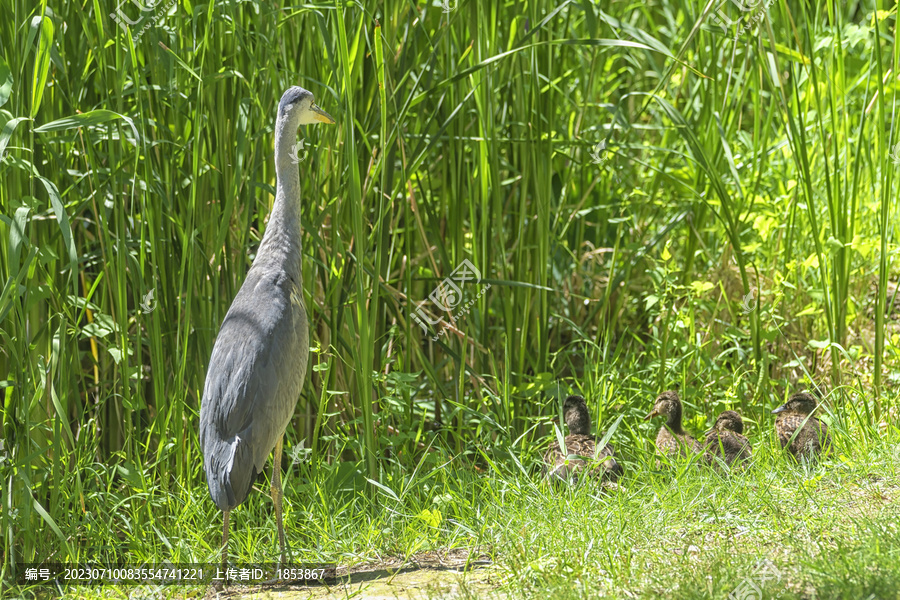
xmin=200 ymin=268 xmax=308 ymax=511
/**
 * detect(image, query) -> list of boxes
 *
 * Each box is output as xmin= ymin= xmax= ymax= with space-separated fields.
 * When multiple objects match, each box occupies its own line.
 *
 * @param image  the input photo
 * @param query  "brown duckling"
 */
xmin=645 ymin=390 xmax=703 ymax=460
xmin=545 ymin=395 xmax=623 ymax=482
xmin=704 ymin=410 xmax=752 ymax=467
xmin=772 ymin=392 xmax=832 ymax=460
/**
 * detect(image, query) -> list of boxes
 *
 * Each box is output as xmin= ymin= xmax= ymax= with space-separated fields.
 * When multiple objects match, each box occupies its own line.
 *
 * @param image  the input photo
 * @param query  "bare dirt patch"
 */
xmin=205 ymin=549 xmax=502 ymax=600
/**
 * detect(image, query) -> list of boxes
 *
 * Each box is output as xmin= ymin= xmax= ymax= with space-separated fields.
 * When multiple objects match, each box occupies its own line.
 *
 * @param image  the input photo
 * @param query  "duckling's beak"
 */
xmin=644 ymin=408 xmax=659 ymax=421
xmin=310 ymin=104 xmax=336 ymax=124
xmin=771 ymin=404 xmax=787 ymax=414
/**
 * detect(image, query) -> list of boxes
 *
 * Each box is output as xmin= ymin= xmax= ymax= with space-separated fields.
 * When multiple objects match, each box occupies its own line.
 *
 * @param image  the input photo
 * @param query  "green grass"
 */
xmin=2 ymin=0 xmax=900 ymax=597
xmin=10 ymin=395 xmax=900 ymax=599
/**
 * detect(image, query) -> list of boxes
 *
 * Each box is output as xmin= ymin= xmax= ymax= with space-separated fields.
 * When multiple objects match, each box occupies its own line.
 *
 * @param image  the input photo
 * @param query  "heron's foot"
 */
xmin=274 ymin=542 xmax=295 ymax=582
xmin=282 ymin=536 xmax=294 ymax=563
xmin=277 ymin=547 xmax=293 ymax=572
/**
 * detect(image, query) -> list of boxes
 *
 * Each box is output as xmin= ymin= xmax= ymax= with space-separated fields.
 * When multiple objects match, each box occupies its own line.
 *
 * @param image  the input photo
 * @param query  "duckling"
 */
xmin=544 ymin=395 xmax=623 ymax=482
xmin=772 ymin=392 xmax=832 ymax=460
xmin=704 ymin=410 xmax=752 ymax=467
xmin=644 ymin=390 xmax=703 ymax=460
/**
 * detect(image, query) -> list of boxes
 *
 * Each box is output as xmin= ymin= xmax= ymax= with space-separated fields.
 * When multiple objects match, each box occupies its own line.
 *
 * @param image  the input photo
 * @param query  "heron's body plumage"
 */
xmin=199 ymin=256 xmax=308 ymax=511
xmin=200 ymin=103 xmax=309 ymax=512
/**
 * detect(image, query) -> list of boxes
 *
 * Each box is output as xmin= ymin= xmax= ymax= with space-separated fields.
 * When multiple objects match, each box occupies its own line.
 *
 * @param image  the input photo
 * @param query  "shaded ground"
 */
xmin=205 ymin=549 xmax=501 ymax=600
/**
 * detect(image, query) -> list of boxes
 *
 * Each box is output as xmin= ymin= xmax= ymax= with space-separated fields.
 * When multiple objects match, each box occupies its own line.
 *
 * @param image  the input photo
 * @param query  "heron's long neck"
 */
xmin=257 ymin=117 xmax=303 ymax=275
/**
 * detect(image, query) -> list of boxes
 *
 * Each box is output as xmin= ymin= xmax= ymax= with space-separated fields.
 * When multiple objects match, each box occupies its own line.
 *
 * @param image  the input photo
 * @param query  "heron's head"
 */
xmin=644 ymin=390 xmax=680 ymax=421
xmin=562 ymin=395 xmax=591 ymax=435
xmin=710 ymin=410 xmax=744 ymax=434
xmin=278 ymin=86 xmax=335 ymax=126
xmin=771 ymin=392 xmax=818 ymax=416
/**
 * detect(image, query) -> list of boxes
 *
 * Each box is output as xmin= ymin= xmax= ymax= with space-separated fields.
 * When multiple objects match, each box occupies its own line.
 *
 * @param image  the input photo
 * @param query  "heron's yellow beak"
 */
xmin=644 ymin=409 xmax=659 ymax=421
xmin=311 ymin=104 xmax=335 ymax=124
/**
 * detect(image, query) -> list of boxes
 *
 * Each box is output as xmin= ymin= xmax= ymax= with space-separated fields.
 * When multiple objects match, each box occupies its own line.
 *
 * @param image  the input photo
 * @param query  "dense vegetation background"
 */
xmin=2 ymin=0 xmax=900 ymax=597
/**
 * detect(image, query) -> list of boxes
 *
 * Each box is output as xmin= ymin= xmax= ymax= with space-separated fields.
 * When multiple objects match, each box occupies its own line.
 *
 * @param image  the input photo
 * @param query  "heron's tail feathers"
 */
xmin=203 ymin=433 xmax=258 ymax=512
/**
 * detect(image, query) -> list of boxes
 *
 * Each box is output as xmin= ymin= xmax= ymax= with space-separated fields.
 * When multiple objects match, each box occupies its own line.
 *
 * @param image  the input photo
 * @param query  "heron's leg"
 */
xmin=221 ymin=510 xmax=230 ymax=575
xmin=272 ymin=437 xmax=292 ymax=567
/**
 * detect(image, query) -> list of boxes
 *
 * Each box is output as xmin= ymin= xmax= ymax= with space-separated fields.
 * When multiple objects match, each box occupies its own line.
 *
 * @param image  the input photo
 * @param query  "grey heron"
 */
xmin=199 ymin=86 xmax=335 ymax=570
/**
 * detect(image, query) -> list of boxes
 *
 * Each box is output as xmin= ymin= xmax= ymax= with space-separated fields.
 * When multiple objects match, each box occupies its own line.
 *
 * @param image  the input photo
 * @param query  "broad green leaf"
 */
xmin=595 ymin=414 xmax=624 ymax=454
xmin=0 ymin=247 xmax=36 ymax=324
xmin=0 ymin=117 xmax=31 ymax=162
xmin=83 ymin=314 xmax=116 ymax=338
xmin=30 ymin=15 xmax=54 ymax=117
xmin=108 ymin=347 xmax=133 ymax=364
xmin=35 ymin=109 xmax=140 ymax=146
xmin=9 ymin=206 xmax=30 ymax=273
xmin=35 ymin=174 xmax=77 ymax=271
xmin=416 ymin=508 xmax=441 ymax=528
xmin=825 ymin=236 xmax=844 ymax=251
xmin=32 ymin=497 xmax=68 ymax=548
xmin=365 ymin=477 xmax=400 ymax=502
xmin=0 ymin=57 xmax=12 ymax=108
